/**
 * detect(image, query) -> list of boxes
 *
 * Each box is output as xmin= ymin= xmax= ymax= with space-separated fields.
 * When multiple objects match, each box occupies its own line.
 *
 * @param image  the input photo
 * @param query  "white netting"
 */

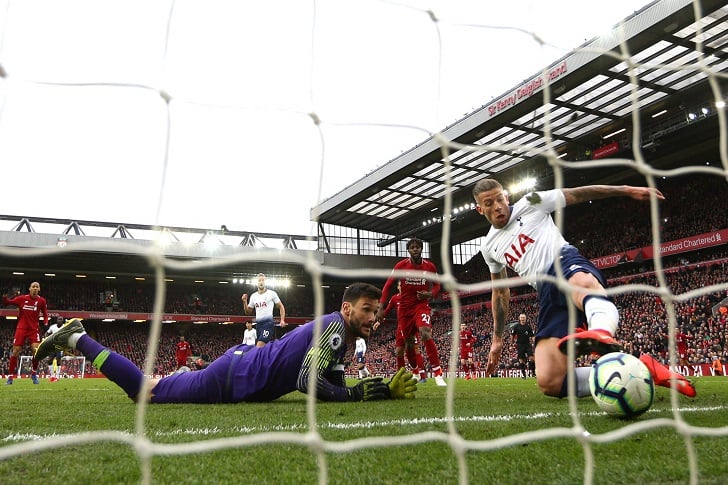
xmin=0 ymin=1 xmax=727 ymax=484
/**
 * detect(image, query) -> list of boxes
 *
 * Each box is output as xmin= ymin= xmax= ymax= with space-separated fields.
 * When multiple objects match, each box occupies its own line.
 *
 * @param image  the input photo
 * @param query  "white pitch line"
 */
xmin=3 ymin=405 xmax=725 ymax=443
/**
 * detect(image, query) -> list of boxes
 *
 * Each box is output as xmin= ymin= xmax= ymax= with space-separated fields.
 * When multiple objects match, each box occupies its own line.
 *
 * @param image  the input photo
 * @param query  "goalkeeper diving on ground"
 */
xmin=34 ymin=282 xmax=417 ymax=403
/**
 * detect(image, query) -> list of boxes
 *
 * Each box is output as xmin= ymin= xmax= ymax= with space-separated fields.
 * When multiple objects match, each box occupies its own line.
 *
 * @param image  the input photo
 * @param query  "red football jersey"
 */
xmin=381 ymin=258 xmax=440 ymax=310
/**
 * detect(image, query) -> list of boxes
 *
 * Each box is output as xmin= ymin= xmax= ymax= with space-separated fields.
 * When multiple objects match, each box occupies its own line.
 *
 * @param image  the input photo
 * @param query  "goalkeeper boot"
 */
xmin=35 ymin=318 xmax=86 ymax=361
xmin=31 ymin=373 xmax=39 ymax=385
xmin=557 ymin=329 xmax=623 ymax=357
xmin=639 ymin=354 xmax=696 ymax=398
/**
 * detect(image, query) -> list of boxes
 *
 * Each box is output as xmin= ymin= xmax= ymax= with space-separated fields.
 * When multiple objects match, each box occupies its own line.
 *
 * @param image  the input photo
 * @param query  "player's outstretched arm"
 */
xmin=562 ymin=185 xmax=664 ymax=206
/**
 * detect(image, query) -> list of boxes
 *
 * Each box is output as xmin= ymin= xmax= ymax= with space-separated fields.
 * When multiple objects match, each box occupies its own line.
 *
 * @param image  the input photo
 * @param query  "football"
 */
xmin=589 ymin=352 xmax=654 ymax=419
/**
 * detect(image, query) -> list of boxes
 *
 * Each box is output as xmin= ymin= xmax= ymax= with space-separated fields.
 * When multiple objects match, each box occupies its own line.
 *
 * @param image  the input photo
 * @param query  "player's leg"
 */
xmin=35 ymin=319 xmax=146 ymax=401
xmin=7 ymin=344 xmax=22 ymax=384
xmin=534 ymin=295 xmax=593 ymax=398
xmin=404 ymin=336 xmax=418 ymax=374
xmin=29 ymin=338 xmax=40 ymax=384
xmin=518 ymin=353 xmax=527 ymax=379
xmin=394 ymin=329 xmax=407 ymax=371
xmin=416 ymin=309 xmax=444 ymax=385
xmin=419 ymin=329 xmax=445 ymax=386
xmin=553 ymin=248 xmax=622 ymax=356
xmin=405 ymin=334 xmax=427 ymax=382
xmin=535 ymin=338 xmax=591 ymax=398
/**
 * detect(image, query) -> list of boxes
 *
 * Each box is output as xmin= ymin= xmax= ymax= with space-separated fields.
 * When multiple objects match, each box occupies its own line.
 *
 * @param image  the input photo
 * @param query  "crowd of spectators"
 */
xmin=563 ymin=174 xmax=728 ymax=259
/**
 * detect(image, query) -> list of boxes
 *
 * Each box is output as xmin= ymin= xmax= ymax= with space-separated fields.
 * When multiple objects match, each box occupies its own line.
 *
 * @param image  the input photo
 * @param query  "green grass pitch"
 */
xmin=1 ymin=375 xmax=727 ymax=484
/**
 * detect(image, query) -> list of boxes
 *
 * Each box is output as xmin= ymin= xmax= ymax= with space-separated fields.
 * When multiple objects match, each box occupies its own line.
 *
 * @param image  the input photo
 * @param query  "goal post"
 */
xmin=18 ymin=355 xmax=87 ymax=379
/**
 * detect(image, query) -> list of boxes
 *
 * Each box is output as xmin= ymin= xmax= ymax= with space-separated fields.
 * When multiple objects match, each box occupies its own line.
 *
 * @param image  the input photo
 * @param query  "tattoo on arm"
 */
xmin=562 ymin=185 xmax=627 ymax=206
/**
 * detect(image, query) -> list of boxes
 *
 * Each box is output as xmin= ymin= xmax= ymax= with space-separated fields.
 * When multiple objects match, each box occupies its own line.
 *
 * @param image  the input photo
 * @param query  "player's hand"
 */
xmin=280 ymin=320 xmax=287 ymax=327
xmin=348 ymin=377 xmax=391 ymax=401
xmin=372 ymin=320 xmax=381 ymax=332
xmin=485 ymin=338 xmax=504 ymax=376
xmin=625 ymin=185 xmax=664 ymax=201
xmin=387 ymin=367 xmax=417 ymax=399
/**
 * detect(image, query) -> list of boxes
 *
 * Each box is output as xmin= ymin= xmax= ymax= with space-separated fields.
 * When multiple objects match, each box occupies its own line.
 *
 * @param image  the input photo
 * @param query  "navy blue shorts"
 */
xmin=536 ymin=245 xmax=608 ymax=341
xmin=255 ymin=317 xmax=275 ymax=343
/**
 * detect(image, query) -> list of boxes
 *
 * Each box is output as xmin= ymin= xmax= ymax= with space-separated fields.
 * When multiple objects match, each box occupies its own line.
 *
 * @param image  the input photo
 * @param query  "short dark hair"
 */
xmin=342 ymin=282 xmax=381 ymax=305
xmin=406 ymin=238 xmax=423 ymax=249
xmin=472 ymin=178 xmax=503 ymax=198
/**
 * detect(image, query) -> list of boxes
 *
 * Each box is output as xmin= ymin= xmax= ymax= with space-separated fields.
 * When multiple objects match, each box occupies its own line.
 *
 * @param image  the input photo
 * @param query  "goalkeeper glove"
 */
xmin=347 ymin=377 xmax=391 ymax=401
xmin=387 ymin=367 xmax=417 ymax=399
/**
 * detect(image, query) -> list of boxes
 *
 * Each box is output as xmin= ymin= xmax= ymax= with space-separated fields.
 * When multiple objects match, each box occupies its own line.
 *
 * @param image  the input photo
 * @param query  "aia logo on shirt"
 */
xmin=504 ymin=233 xmax=535 ymax=269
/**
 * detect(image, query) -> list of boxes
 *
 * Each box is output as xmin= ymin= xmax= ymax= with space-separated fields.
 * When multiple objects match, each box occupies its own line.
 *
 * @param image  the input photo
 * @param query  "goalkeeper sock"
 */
xmin=77 ymin=335 xmax=144 ymax=400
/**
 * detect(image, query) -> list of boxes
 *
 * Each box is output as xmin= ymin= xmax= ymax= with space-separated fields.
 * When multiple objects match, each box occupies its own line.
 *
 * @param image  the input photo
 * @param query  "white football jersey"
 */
xmin=243 ymin=328 xmax=257 ymax=346
xmin=355 ymin=337 xmax=367 ymax=355
xmin=248 ymin=289 xmax=281 ymax=319
xmin=480 ymin=189 xmax=568 ymax=288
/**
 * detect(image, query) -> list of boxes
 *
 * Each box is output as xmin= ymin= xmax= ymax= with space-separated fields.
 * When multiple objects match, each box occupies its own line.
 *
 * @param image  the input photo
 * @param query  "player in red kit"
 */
xmin=3 ymin=281 xmax=48 ymax=385
xmin=374 ymin=283 xmax=428 ymax=382
xmin=175 ymin=336 xmax=192 ymax=370
xmin=377 ymin=238 xmax=447 ymax=386
xmin=459 ymin=323 xmax=477 ymax=380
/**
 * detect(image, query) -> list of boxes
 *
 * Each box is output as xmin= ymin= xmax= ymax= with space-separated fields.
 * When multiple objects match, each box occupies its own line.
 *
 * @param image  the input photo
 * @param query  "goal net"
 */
xmin=0 ymin=0 xmax=727 ymax=484
xmin=18 ymin=355 xmax=86 ymax=379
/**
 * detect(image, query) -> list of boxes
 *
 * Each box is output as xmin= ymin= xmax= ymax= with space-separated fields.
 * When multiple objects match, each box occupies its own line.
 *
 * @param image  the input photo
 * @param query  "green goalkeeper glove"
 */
xmin=347 ymin=377 xmax=391 ymax=401
xmin=387 ymin=367 xmax=417 ymax=399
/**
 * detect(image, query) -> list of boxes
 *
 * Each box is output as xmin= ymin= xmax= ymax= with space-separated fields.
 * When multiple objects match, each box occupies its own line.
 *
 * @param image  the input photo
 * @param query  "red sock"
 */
xmin=423 ymin=339 xmax=441 ymax=368
xmin=405 ymin=347 xmax=417 ymax=370
xmin=396 ymin=355 xmax=406 ymax=370
xmin=416 ymin=353 xmax=426 ymax=378
xmin=31 ymin=358 xmax=38 ymax=374
xmin=8 ymin=356 xmax=17 ymax=375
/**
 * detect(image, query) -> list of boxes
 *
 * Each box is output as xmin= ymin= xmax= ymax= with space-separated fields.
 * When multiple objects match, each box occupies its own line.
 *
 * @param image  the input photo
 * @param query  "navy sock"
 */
xmin=77 ymin=335 xmax=144 ymax=400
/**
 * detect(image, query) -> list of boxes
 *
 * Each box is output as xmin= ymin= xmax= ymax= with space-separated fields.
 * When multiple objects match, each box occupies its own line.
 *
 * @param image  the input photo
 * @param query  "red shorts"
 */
xmin=13 ymin=326 xmax=40 ymax=347
xmin=394 ymin=305 xmax=431 ymax=347
xmin=460 ymin=349 xmax=473 ymax=360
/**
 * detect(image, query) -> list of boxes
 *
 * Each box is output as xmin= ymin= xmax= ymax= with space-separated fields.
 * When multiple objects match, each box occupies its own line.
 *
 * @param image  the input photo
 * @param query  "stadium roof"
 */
xmin=312 ymin=0 xmax=728 ymax=248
